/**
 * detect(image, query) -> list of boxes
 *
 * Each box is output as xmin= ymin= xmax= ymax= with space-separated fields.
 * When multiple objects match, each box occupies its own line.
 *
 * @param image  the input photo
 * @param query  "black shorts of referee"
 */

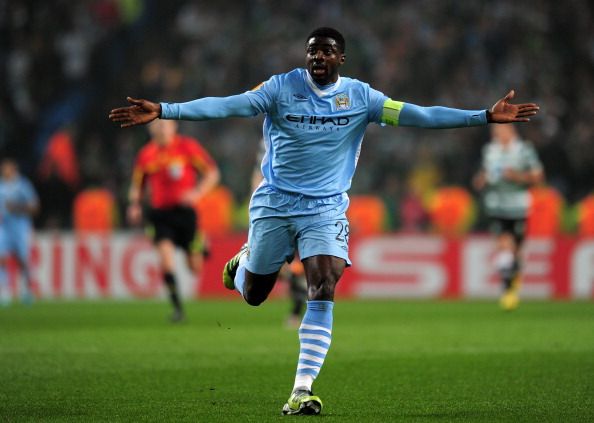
xmin=146 ymin=205 xmax=207 ymax=255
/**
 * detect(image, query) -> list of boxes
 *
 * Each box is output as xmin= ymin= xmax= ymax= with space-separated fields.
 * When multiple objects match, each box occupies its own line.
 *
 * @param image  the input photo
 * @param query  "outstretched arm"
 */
xmin=109 ymin=94 xmax=257 ymax=128
xmin=382 ymin=90 xmax=539 ymax=129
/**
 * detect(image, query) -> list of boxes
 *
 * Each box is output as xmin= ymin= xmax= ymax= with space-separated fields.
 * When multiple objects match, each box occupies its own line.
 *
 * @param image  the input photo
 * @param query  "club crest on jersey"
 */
xmin=334 ymin=93 xmax=350 ymax=110
xmin=167 ymin=162 xmax=184 ymax=180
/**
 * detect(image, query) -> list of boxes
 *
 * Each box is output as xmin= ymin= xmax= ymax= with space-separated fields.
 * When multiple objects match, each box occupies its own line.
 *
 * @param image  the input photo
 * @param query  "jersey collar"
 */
xmin=305 ymin=70 xmax=342 ymax=98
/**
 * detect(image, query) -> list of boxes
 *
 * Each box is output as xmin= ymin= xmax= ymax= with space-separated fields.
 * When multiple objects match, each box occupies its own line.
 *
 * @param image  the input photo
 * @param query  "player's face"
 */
xmin=491 ymin=124 xmax=517 ymax=144
xmin=0 ymin=161 xmax=17 ymax=180
xmin=305 ymin=36 xmax=345 ymax=85
xmin=149 ymin=120 xmax=177 ymax=146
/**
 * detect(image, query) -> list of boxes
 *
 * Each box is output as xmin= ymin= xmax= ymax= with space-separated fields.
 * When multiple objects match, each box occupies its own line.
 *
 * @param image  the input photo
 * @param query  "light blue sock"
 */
xmin=0 ymin=266 xmax=7 ymax=287
xmin=234 ymin=254 xmax=248 ymax=298
xmin=293 ymin=300 xmax=334 ymax=391
xmin=0 ymin=266 xmax=9 ymax=305
xmin=20 ymin=265 xmax=33 ymax=304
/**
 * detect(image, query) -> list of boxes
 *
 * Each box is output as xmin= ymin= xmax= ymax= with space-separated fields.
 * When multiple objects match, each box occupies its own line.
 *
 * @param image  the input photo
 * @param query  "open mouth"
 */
xmin=311 ymin=65 xmax=326 ymax=76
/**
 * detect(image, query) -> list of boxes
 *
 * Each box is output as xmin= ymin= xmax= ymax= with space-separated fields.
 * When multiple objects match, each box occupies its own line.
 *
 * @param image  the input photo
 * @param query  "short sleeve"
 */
xmin=187 ymin=139 xmax=217 ymax=172
xmin=480 ymin=144 xmax=489 ymax=169
xmin=21 ymin=179 xmax=39 ymax=204
xmin=523 ymin=142 xmax=543 ymax=171
xmin=131 ymin=151 xmax=147 ymax=187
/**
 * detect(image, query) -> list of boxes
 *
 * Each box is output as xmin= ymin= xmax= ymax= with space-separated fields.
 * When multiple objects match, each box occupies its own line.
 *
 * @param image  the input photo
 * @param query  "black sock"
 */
xmin=502 ymin=260 xmax=521 ymax=291
xmin=503 ymin=276 xmax=513 ymax=290
xmin=500 ymin=266 xmax=513 ymax=290
xmin=164 ymin=272 xmax=182 ymax=311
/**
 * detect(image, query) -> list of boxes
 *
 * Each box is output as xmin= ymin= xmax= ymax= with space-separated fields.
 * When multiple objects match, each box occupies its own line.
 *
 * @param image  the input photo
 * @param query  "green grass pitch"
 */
xmin=1 ymin=299 xmax=593 ymax=422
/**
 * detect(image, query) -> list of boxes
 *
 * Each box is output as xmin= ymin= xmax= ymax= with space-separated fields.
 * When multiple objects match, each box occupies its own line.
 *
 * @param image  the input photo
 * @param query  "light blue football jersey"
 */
xmin=0 ymin=176 xmax=38 ymax=230
xmin=244 ymin=68 xmax=388 ymax=197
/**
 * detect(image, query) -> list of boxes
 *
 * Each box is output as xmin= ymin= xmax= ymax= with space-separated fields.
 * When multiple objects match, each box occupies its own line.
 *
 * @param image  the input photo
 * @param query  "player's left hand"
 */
xmin=502 ymin=168 xmax=522 ymax=182
xmin=127 ymin=203 xmax=143 ymax=226
xmin=6 ymin=201 xmax=30 ymax=215
xmin=181 ymin=190 xmax=201 ymax=206
xmin=488 ymin=90 xmax=539 ymax=123
xmin=5 ymin=201 xmax=18 ymax=213
xmin=503 ymin=168 xmax=534 ymax=185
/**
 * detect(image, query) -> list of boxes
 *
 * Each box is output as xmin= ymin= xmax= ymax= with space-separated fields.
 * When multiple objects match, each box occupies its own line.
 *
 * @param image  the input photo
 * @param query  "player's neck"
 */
xmin=154 ymin=138 xmax=175 ymax=147
xmin=314 ymin=76 xmax=339 ymax=88
xmin=306 ymin=69 xmax=339 ymax=88
xmin=305 ymin=70 xmax=342 ymax=97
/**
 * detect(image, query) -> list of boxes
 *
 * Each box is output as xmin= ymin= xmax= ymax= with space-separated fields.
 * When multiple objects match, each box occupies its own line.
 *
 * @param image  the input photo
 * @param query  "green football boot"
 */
xmin=282 ymin=388 xmax=323 ymax=415
xmin=222 ymin=243 xmax=248 ymax=290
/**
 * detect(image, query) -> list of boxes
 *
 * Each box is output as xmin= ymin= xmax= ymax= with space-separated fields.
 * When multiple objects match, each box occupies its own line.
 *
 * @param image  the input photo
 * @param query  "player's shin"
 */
xmin=495 ymin=250 xmax=515 ymax=290
xmin=163 ymin=272 xmax=182 ymax=311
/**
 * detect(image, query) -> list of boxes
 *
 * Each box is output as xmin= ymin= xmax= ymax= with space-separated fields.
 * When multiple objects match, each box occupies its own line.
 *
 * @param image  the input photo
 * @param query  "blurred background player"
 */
xmin=127 ymin=120 xmax=220 ymax=322
xmin=0 ymin=158 xmax=39 ymax=306
xmin=251 ymin=140 xmax=307 ymax=328
xmin=473 ymin=124 xmax=544 ymax=310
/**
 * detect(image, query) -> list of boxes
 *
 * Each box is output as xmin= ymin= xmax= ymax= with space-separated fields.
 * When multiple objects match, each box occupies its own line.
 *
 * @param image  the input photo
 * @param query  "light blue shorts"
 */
xmin=246 ymin=184 xmax=351 ymax=275
xmin=0 ymin=224 xmax=31 ymax=262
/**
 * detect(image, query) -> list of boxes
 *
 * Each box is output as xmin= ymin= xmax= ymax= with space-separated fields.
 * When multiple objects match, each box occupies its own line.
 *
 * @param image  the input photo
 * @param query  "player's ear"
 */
xmin=340 ymin=54 xmax=346 ymax=64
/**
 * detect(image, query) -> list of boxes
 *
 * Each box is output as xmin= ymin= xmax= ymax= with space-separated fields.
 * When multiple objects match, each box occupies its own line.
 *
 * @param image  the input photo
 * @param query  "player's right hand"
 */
xmin=127 ymin=203 xmax=143 ymax=226
xmin=109 ymin=97 xmax=161 ymax=128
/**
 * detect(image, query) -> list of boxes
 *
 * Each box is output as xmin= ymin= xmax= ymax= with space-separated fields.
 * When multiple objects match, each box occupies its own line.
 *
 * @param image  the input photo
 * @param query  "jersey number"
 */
xmin=335 ymin=221 xmax=350 ymax=243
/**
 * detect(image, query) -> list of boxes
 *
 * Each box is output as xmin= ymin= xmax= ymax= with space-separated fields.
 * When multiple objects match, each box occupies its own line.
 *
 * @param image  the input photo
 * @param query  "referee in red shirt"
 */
xmin=127 ymin=119 xmax=220 ymax=322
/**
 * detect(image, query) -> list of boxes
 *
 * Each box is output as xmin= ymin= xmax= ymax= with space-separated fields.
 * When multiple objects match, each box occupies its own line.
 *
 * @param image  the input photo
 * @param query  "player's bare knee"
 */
xmin=243 ymin=272 xmax=277 ymax=306
xmin=244 ymin=290 xmax=268 ymax=306
xmin=243 ymin=283 xmax=268 ymax=306
xmin=308 ymin=279 xmax=337 ymax=301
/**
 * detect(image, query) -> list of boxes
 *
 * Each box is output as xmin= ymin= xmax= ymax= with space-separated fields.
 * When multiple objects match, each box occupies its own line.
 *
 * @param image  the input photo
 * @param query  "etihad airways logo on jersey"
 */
xmin=285 ymin=114 xmax=350 ymax=131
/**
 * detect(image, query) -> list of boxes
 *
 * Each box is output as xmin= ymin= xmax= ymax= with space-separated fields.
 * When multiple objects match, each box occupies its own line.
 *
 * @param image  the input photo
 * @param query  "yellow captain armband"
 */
xmin=381 ymin=99 xmax=405 ymax=126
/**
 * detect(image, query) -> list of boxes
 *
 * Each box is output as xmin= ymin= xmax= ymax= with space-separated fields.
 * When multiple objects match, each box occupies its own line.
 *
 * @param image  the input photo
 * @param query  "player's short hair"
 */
xmin=306 ymin=27 xmax=345 ymax=53
xmin=0 ymin=154 xmax=17 ymax=167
